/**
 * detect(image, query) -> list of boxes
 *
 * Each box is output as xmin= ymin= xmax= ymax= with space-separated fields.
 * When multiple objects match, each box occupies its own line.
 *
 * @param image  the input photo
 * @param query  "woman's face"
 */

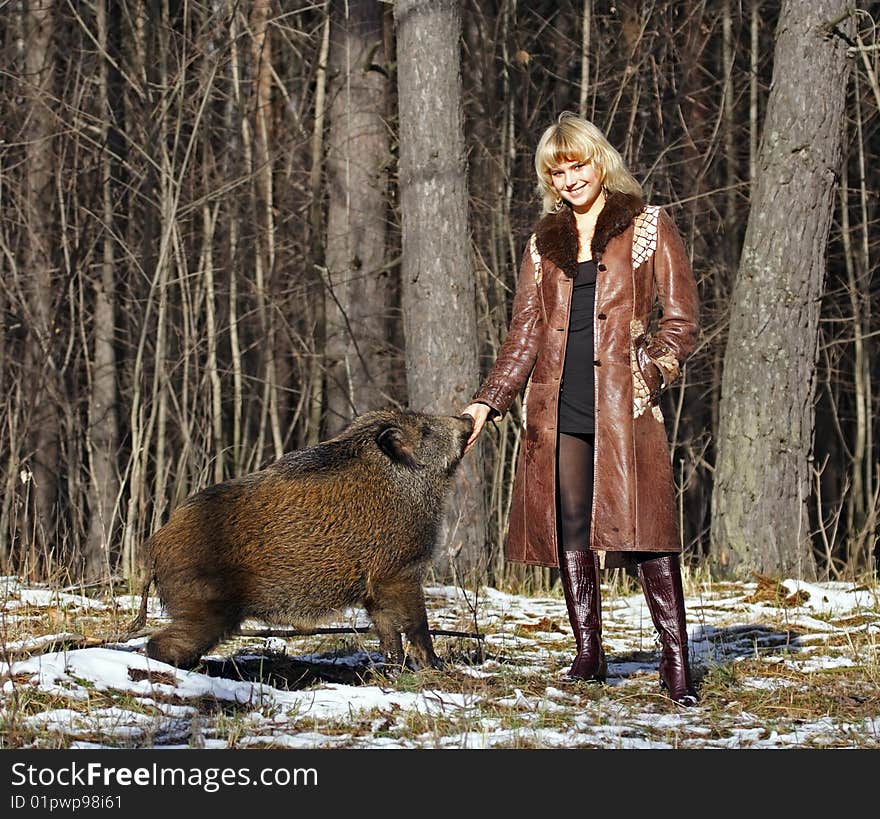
xmin=549 ymin=157 xmax=603 ymax=212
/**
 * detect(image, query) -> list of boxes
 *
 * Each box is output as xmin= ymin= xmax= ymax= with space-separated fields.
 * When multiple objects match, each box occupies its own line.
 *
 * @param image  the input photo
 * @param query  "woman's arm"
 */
xmin=643 ymin=209 xmax=700 ymax=391
xmin=469 ymin=239 xmax=543 ymax=417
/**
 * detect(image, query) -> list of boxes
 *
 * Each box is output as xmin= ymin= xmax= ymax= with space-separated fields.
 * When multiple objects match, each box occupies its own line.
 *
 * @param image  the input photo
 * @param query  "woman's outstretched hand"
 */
xmin=461 ymin=402 xmax=493 ymax=453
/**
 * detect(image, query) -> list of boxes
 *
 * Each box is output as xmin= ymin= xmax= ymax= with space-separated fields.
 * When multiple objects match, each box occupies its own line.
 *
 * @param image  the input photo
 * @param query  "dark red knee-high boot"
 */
xmin=559 ymin=550 xmax=607 ymax=682
xmin=637 ymin=554 xmax=698 ymax=705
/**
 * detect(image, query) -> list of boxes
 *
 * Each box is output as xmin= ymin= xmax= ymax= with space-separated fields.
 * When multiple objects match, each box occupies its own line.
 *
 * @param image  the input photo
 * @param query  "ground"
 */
xmin=1 ymin=573 xmax=878 ymax=749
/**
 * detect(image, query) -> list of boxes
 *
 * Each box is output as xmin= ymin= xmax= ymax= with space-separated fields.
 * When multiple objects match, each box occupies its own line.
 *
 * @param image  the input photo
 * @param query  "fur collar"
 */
xmin=534 ymin=191 xmax=644 ymax=277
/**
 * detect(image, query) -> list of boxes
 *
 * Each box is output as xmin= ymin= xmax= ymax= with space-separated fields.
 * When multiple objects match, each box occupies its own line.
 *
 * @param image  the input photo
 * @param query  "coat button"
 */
xmin=597 ymin=263 xmax=607 ymax=272
xmin=597 ymin=312 xmax=607 ymax=320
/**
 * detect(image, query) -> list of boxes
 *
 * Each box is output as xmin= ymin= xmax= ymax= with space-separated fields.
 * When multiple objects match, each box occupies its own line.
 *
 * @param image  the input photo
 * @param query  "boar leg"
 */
xmin=365 ymin=574 xmax=439 ymax=670
xmin=146 ymin=607 xmax=237 ymax=670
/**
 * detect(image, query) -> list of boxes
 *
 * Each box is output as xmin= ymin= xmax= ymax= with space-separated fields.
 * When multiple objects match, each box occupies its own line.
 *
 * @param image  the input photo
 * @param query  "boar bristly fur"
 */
xmin=140 ymin=409 xmax=474 ymax=670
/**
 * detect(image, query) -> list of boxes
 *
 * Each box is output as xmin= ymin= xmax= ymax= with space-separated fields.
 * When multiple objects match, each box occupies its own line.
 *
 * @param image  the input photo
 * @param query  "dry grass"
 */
xmin=2 ymin=575 xmax=879 ymax=749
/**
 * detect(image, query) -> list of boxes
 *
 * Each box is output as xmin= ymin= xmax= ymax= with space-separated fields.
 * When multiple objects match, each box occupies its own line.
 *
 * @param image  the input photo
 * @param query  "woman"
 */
xmin=463 ymin=112 xmax=700 ymax=705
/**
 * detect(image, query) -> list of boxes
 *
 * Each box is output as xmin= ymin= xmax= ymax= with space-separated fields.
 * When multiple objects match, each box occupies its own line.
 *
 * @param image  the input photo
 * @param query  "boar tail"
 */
xmin=121 ymin=572 xmax=155 ymax=638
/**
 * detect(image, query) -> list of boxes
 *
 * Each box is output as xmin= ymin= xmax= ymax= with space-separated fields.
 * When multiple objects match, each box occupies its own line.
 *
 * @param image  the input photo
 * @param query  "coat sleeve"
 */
xmin=644 ymin=209 xmax=700 ymax=390
xmin=471 ymin=237 xmax=543 ymax=417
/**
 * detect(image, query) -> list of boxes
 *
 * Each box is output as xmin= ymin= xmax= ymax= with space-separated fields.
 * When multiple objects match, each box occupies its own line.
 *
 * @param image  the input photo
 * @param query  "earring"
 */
xmin=552 ymin=196 xmax=564 ymax=213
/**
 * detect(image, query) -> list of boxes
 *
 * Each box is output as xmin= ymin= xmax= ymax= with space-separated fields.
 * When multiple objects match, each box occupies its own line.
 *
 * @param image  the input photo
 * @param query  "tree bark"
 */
xmin=394 ymin=0 xmax=486 ymax=582
xmin=579 ymin=0 xmax=591 ymax=118
xmin=307 ymin=9 xmax=332 ymax=445
xmin=711 ymin=0 xmax=850 ymax=580
xmin=83 ymin=0 xmax=121 ymax=582
xmin=22 ymin=0 xmax=60 ymax=574
xmin=324 ymin=0 xmax=391 ymax=434
xmin=250 ymin=0 xmax=283 ymax=461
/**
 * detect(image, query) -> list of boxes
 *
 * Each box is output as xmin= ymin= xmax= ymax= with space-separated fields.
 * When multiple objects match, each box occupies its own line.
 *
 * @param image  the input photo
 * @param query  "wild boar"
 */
xmin=129 ymin=409 xmax=474 ymax=671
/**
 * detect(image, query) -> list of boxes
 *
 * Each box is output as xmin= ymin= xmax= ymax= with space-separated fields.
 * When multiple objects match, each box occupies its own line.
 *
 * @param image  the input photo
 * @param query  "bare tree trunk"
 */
xmin=394 ymin=0 xmax=486 ymax=583
xmin=749 ymin=0 xmax=760 ymax=184
xmin=721 ymin=0 xmax=739 ymax=268
xmin=324 ymin=0 xmax=391 ymax=434
xmin=148 ymin=0 xmax=173 ymax=537
xmin=83 ymin=0 xmax=121 ymax=581
xmin=251 ymin=0 xmax=283 ymax=461
xmin=711 ymin=0 xmax=851 ymax=580
xmin=121 ymin=0 xmax=152 ymax=580
xmin=579 ymin=0 xmax=591 ymax=117
xmin=22 ymin=0 xmax=59 ymax=575
xmin=202 ymin=203 xmax=224 ymax=483
xmin=842 ymin=75 xmax=876 ymax=572
xmin=227 ymin=4 xmax=246 ymax=470
xmin=307 ymin=8 xmax=332 ymax=445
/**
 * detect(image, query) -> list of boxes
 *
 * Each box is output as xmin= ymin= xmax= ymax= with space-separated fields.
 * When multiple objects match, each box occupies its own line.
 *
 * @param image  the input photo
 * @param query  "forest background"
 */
xmin=0 ymin=0 xmax=877 ymax=593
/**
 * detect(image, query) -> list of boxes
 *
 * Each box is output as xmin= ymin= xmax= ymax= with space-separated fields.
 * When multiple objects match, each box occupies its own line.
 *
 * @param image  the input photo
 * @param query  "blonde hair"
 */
xmin=534 ymin=112 xmax=642 ymax=213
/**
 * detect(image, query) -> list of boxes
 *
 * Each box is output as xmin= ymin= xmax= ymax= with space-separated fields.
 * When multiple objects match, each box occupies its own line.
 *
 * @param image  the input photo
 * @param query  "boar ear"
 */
xmin=377 ymin=426 xmax=418 ymax=469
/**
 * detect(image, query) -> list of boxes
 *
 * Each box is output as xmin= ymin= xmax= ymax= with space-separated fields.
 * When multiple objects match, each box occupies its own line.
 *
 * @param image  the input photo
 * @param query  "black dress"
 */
xmin=557 ymin=259 xmax=598 ymax=435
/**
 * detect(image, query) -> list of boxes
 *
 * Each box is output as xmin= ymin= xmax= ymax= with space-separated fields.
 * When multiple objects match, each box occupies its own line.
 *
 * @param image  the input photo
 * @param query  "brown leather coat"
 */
xmin=472 ymin=192 xmax=700 ymax=568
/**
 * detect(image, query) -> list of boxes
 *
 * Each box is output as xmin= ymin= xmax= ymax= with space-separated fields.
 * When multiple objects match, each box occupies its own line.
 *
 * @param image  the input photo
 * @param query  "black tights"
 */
xmin=556 ymin=431 xmax=674 ymax=565
xmin=557 ymin=432 xmax=595 ymax=554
